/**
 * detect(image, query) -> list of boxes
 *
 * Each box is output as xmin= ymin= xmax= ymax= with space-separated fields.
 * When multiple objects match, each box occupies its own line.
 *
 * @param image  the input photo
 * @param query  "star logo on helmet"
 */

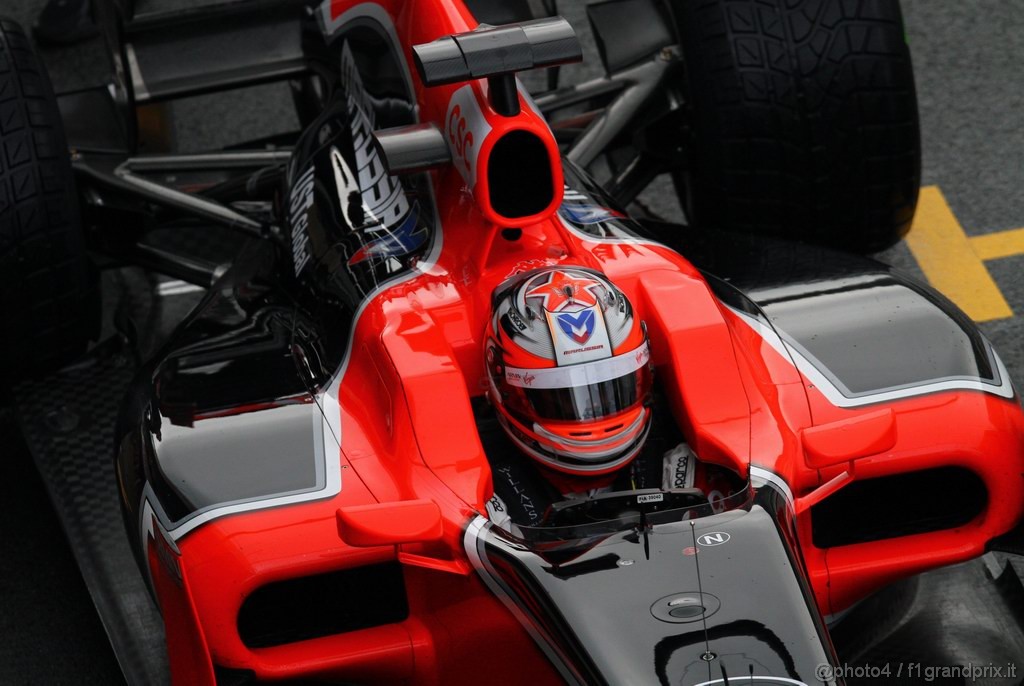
xmin=525 ymin=270 xmax=603 ymax=313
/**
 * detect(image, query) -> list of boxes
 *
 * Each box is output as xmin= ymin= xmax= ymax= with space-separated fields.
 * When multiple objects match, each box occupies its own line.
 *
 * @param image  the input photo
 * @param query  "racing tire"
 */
xmin=0 ymin=19 xmax=98 ymax=382
xmin=670 ymin=0 xmax=921 ymax=252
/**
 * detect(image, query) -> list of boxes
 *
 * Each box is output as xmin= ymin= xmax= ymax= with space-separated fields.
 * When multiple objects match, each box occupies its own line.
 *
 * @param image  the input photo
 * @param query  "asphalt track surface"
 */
xmin=1 ymin=1 xmax=1022 ymax=684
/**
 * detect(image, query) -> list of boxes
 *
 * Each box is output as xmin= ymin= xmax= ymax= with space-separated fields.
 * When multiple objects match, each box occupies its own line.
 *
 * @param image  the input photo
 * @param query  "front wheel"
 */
xmin=669 ymin=0 xmax=921 ymax=252
xmin=0 ymin=19 xmax=98 ymax=382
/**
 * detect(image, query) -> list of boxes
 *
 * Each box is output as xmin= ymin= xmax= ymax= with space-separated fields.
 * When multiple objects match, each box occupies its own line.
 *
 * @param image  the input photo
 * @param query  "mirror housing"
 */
xmin=802 ymin=408 xmax=897 ymax=469
xmin=794 ymin=409 xmax=897 ymax=515
xmin=337 ymin=499 xmax=443 ymax=547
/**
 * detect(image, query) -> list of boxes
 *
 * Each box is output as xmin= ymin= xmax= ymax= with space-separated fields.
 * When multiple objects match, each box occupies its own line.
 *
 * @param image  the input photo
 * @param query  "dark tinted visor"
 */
xmin=525 ymin=370 xmax=642 ymax=421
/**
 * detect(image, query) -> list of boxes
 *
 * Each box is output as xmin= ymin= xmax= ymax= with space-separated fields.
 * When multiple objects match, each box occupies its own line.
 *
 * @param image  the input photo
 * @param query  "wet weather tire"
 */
xmin=0 ymin=19 xmax=97 ymax=381
xmin=670 ymin=0 xmax=921 ymax=252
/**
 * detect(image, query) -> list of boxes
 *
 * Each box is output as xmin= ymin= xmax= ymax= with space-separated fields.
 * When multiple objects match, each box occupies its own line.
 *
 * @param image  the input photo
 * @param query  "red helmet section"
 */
xmin=485 ymin=267 xmax=652 ymax=475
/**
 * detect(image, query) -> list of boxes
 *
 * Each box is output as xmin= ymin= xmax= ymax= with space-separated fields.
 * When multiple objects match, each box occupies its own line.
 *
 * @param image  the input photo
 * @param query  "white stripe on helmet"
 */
xmin=505 ymin=341 xmax=650 ymax=390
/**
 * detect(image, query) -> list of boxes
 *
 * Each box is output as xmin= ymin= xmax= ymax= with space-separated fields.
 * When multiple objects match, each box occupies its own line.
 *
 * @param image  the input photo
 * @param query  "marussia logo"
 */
xmin=557 ymin=309 xmax=596 ymax=344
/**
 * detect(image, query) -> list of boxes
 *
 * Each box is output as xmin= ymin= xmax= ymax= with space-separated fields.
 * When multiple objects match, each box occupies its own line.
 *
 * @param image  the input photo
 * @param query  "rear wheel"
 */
xmin=0 ymin=19 xmax=98 ymax=381
xmin=670 ymin=0 xmax=921 ymax=252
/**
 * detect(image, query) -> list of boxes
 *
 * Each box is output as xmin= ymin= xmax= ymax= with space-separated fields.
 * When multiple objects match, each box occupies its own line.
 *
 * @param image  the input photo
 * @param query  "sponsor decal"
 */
xmin=288 ymin=165 xmax=316 ymax=275
xmin=707 ymin=490 xmax=726 ymax=514
xmin=449 ymin=105 xmax=474 ymax=171
xmin=329 ymin=145 xmax=427 ymax=266
xmin=347 ymin=210 xmax=428 ymax=266
xmin=524 ymin=269 xmax=615 ymax=366
xmin=636 ymin=345 xmax=650 ymax=366
xmin=556 ymin=309 xmax=597 ymax=344
xmin=507 ymin=369 xmax=537 ymax=386
xmin=338 ymin=43 xmax=411 ymax=228
xmin=562 ymin=344 xmax=605 ymax=357
xmin=559 ymin=186 xmax=626 ymax=228
xmin=486 ymin=494 xmax=515 ymax=532
xmin=503 ymin=341 xmax=648 ymax=389
xmin=674 ymin=460 xmax=690 ymax=488
xmin=335 ymin=42 xmax=426 ymax=267
xmin=506 ymin=306 xmax=529 ymax=332
xmin=446 ymin=85 xmax=492 ymax=188
xmin=696 ymin=532 xmax=731 ymax=547
xmin=559 ymin=202 xmax=625 ymax=226
xmin=497 ymin=465 xmax=540 ymax=524
xmin=662 ymin=445 xmax=694 ymax=490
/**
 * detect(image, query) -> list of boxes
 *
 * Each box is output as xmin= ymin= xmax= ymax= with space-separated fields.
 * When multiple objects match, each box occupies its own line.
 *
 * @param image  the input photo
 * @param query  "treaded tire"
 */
xmin=671 ymin=0 xmax=921 ymax=252
xmin=0 ymin=19 xmax=97 ymax=381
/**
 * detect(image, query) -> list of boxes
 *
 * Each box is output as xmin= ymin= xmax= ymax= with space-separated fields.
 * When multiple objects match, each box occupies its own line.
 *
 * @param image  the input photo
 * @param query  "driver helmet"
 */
xmin=485 ymin=267 xmax=652 ymax=475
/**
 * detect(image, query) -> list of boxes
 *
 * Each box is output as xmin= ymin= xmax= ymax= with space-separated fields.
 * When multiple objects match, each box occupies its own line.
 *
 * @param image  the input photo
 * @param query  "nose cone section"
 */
xmin=466 ymin=503 xmax=837 ymax=685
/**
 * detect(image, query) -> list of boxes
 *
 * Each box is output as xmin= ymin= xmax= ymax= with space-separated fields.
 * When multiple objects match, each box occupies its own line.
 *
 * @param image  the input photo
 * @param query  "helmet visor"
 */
xmin=503 ymin=340 xmax=651 ymax=422
xmin=524 ymin=369 xmax=643 ymax=421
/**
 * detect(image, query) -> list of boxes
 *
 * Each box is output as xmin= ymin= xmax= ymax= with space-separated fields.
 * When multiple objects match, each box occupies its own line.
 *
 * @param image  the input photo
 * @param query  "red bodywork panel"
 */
xmin=146 ymin=1 xmax=1024 ymax=682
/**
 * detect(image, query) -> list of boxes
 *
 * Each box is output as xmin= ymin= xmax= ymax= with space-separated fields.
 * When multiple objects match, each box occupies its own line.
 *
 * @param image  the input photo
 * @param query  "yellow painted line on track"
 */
xmin=969 ymin=226 xmax=1024 ymax=261
xmin=905 ymin=186 xmax=1013 ymax=322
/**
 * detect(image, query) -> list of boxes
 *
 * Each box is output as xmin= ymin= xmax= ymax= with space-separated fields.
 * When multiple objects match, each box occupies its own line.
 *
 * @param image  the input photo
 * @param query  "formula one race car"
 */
xmin=3 ymin=0 xmax=1024 ymax=684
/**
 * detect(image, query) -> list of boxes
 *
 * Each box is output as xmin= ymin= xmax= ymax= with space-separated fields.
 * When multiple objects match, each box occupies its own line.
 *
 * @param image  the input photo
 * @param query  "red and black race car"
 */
xmin=3 ymin=0 xmax=1023 ymax=684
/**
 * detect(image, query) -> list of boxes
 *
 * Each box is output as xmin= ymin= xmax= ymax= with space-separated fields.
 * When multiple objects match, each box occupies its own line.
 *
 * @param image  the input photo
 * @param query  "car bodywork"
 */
xmin=20 ymin=0 xmax=1024 ymax=684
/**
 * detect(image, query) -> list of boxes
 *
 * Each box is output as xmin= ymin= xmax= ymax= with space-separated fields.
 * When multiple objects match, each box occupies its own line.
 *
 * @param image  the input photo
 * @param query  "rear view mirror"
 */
xmin=795 ymin=409 xmax=897 ymax=515
xmin=802 ymin=408 xmax=896 ymax=470
xmin=337 ymin=499 xmax=443 ymax=547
